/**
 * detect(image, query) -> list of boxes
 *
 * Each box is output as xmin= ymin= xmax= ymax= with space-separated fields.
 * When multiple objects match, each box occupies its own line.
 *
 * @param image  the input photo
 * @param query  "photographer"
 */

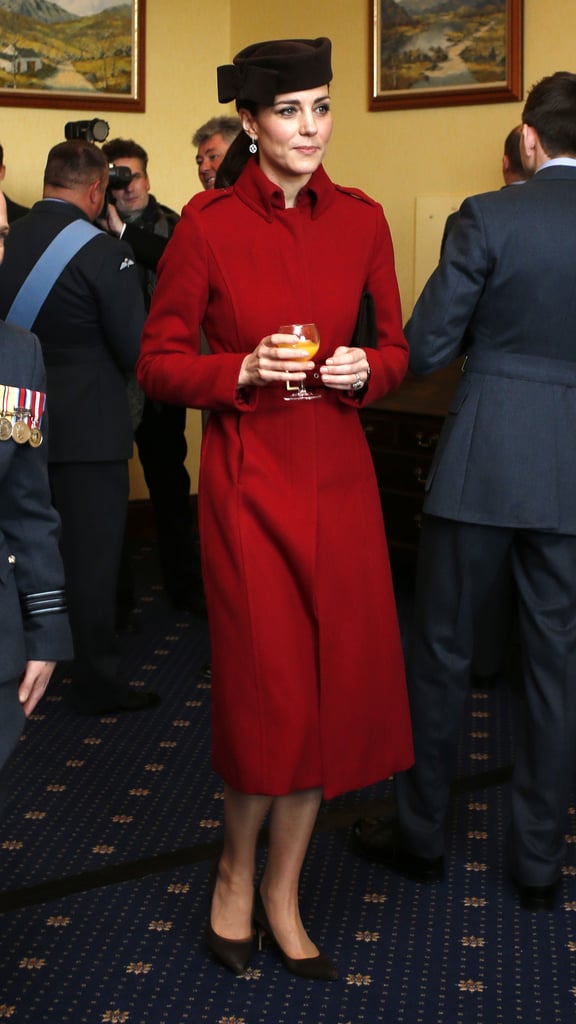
xmin=0 ymin=140 xmax=159 ymax=715
xmin=100 ymin=138 xmax=205 ymax=616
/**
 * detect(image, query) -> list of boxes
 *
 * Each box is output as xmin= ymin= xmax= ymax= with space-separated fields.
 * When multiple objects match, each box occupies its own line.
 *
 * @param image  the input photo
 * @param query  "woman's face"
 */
xmin=241 ymin=85 xmax=332 ymax=190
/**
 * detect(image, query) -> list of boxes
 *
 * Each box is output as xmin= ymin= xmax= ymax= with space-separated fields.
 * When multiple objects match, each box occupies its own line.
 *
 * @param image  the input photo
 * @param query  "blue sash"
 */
xmin=5 ymin=219 xmax=101 ymax=330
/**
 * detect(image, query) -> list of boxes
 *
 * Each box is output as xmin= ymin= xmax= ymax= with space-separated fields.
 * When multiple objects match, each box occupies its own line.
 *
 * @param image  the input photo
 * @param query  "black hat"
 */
xmin=217 ymin=37 xmax=332 ymax=106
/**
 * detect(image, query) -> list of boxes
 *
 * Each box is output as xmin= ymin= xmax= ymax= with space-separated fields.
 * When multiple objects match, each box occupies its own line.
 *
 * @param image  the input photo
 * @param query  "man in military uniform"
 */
xmin=0 ymin=189 xmax=72 ymax=806
xmin=101 ymin=137 xmax=205 ymax=615
xmin=0 ymin=141 xmax=159 ymax=715
xmin=354 ymin=72 xmax=576 ymax=913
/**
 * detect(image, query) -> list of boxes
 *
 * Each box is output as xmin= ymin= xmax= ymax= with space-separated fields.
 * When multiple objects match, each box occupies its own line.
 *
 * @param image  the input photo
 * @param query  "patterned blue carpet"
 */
xmin=1 ymin=544 xmax=576 ymax=1023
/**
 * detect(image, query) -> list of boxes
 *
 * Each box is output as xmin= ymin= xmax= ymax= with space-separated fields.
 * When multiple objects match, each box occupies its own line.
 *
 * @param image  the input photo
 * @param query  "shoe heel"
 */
xmin=253 ymin=888 xmax=338 ymax=981
xmin=256 ymin=924 xmax=267 ymax=953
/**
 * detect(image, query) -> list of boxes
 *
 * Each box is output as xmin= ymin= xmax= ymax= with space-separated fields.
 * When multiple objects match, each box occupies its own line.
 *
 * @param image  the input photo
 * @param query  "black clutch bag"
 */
xmin=350 ymin=291 xmax=377 ymax=349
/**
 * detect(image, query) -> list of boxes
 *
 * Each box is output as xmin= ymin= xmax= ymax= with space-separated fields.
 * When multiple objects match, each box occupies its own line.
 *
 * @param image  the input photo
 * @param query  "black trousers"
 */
xmin=0 ymin=674 xmax=25 ymax=774
xmin=0 ymin=674 xmax=26 ymax=820
xmin=396 ymin=515 xmax=576 ymax=886
xmin=50 ymin=460 xmax=129 ymax=705
xmin=133 ymin=399 xmax=202 ymax=604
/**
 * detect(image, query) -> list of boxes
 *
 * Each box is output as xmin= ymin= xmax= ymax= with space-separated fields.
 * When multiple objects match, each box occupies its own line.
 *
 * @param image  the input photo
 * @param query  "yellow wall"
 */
xmin=1 ymin=0 xmax=231 ymax=498
xmin=228 ymin=0 xmax=576 ymax=314
xmin=2 ymin=0 xmax=574 ymax=497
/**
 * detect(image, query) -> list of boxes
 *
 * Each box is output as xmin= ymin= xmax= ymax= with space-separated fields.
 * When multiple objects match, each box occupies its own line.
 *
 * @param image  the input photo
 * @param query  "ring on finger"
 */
xmin=351 ymin=372 xmax=363 ymax=391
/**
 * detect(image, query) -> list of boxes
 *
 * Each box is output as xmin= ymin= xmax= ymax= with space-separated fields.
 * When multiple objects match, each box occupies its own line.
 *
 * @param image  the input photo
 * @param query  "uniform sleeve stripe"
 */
xmin=21 ymin=590 xmax=68 ymax=616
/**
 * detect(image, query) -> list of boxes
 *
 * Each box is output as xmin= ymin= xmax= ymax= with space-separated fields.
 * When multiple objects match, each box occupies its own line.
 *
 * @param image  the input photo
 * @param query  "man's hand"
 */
xmin=96 ymin=203 xmax=124 ymax=238
xmin=18 ymin=661 xmax=56 ymax=716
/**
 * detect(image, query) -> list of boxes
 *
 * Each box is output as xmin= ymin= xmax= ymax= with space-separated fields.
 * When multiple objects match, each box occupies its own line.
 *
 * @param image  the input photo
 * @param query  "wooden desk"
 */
xmin=360 ymin=360 xmax=462 ymax=551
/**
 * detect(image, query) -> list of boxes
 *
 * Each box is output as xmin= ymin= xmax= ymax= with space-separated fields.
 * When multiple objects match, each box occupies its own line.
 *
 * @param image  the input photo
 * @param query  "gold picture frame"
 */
xmin=0 ymin=0 xmax=145 ymax=112
xmin=370 ymin=0 xmax=522 ymax=111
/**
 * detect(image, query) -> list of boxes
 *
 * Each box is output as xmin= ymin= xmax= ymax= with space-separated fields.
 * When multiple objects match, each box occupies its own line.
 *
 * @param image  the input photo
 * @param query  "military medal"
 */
xmin=28 ymin=387 xmax=46 ymax=448
xmin=0 ymin=386 xmax=12 ymax=440
xmin=12 ymin=408 xmax=32 ymax=444
xmin=0 ymin=384 xmax=46 ymax=446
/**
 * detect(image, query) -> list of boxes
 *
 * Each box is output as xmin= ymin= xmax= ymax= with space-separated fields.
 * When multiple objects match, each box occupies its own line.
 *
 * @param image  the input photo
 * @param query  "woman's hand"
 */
xmin=238 ymin=334 xmax=316 ymax=388
xmin=18 ymin=660 xmax=56 ymax=717
xmin=319 ymin=347 xmax=370 ymax=391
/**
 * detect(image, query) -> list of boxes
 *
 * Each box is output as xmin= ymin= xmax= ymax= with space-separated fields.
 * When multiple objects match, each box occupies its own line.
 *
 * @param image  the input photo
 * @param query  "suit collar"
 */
xmin=532 ymin=164 xmax=576 ymax=181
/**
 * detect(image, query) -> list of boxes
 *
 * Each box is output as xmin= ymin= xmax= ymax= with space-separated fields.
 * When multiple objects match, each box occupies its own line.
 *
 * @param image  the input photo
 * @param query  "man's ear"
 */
xmin=85 ymin=179 xmax=105 ymax=219
xmin=89 ymin=179 xmax=103 ymax=202
xmin=522 ymin=124 xmax=537 ymax=158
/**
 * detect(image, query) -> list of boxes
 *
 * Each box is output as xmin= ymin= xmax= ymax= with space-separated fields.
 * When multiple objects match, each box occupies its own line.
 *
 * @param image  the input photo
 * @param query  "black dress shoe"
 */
xmin=253 ymin=889 xmax=338 ymax=981
xmin=65 ymin=689 xmax=161 ymax=715
xmin=513 ymin=876 xmax=559 ymax=912
xmin=352 ymin=817 xmax=444 ymax=883
xmin=206 ymin=918 xmax=254 ymax=976
xmin=206 ymin=863 xmax=254 ymax=976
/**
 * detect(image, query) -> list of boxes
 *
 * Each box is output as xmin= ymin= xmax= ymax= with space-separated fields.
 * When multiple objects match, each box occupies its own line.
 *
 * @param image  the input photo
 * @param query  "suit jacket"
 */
xmin=5 ymin=194 xmax=30 ymax=223
xmin=0 ymin=199 xmax=146 ymax=463
xmin=0 ymin=321 xmax=72 ymax=682
xmin=439 ymin=209 xmax=459 ymax=256
xmin=405 ymin=164 xmax=576 ymax=533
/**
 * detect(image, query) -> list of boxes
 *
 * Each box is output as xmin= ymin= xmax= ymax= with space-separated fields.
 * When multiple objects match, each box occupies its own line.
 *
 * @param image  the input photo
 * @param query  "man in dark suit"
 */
xmin=0 ymin=141 xmax=158 ymax=715
xmin=440 ymin=124 xmax=526 ymax=254
xmin=440 ymin=124 xmax=527 ymax=686
xmin=354 ymin=72 xmax=576 ymax=912
xmin=0 ymin=188 xmax=72 ymax=802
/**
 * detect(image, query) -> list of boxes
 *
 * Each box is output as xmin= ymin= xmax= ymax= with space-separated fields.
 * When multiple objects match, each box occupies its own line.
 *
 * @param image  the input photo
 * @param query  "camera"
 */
xmin=107 ymin=165 xmax=133 ymax=190
xmin=64 ymin=118 xmax=110 ymax=143
xmin=63 ymin=117 xmax=133 ymax=206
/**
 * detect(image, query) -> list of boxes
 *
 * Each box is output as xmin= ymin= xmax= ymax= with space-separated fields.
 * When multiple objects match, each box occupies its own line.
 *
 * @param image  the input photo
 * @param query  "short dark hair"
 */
xmin=101 ymin=137 xmax=148 ymax=171
xmin=0 ymin=143 xmax=4 ymax=167
xmin=44 ymin=140 xmax=108 ymax=189
xmin=192 ymin=116 xmax=241 ymax=148
xmin=503 ymin=124 xmax=523 ymax=176
xmin=522 ymin=71 xmax=576 ymax=157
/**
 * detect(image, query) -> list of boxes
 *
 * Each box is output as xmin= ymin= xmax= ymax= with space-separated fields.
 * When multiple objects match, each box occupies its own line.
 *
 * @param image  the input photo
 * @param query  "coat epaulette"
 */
xmin=334 ymin=184 xmax=379 ymax=208
xmin=187 ymin=188 xmax=234 ymax=214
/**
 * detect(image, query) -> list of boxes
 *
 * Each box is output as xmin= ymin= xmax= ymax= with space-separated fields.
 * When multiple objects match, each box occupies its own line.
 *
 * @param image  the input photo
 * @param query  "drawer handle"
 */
xmin=413 ymin=467 xmax=427 ymax=485
xmin=415 ymin=431 xmax=439 ymax=449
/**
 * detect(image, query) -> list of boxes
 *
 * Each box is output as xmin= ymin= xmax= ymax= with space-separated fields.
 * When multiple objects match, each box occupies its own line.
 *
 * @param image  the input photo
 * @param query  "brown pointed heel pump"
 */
xmin=253 ymin=889 xmax=338 ymax=981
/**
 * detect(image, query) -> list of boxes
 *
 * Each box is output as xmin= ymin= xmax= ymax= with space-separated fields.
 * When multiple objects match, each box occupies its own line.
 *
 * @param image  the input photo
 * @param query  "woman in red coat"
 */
xmin=138 ymin=37 xmax=413 ymax=980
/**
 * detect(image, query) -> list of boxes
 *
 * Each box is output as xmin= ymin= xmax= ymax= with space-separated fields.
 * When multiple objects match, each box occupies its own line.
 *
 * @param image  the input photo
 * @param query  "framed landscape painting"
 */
xmin=0 ymin=0 xmax=145 ymax=111
xmin=370 ymin=0 xmax=522 ymax=111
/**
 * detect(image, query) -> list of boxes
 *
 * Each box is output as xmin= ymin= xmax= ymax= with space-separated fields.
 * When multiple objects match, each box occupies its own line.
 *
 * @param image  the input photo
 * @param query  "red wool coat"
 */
xmin=138 ymin=159 xmax=414 ymax=798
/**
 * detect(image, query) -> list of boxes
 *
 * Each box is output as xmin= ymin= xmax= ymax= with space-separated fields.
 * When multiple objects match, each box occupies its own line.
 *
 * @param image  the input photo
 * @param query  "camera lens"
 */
xmin=90 ymin=119 xmax=110 ymax=143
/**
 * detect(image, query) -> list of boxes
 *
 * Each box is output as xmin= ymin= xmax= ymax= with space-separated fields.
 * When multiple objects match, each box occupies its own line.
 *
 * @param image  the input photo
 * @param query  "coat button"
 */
xmin=8 ymin=555 xmax=15 ymax=564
